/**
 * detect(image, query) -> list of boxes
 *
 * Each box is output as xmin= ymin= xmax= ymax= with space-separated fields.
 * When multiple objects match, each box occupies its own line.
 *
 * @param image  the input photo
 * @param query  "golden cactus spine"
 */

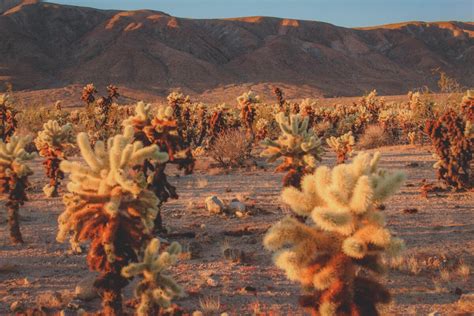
xmin=34 ymin=120 xmax=75 ymax=197
xmin=122 ymin=238 xmax=183 ymax=315
xmin=57 ymin=126 xmax=168 ymax=315
xmin=264 ymin=152 xmax=405 ymax=315
xmin=0 ymin=135 xmax=36 ymax=243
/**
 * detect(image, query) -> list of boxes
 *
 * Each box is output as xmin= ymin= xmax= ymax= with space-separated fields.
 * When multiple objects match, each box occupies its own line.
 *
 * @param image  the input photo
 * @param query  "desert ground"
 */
xmin=1 ymin=144 xmax=472 ymax=315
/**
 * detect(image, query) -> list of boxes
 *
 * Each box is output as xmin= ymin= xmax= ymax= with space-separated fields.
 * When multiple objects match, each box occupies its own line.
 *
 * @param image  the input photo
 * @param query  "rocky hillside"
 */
xmin=0 ymin=0 xmax=472 ymax=99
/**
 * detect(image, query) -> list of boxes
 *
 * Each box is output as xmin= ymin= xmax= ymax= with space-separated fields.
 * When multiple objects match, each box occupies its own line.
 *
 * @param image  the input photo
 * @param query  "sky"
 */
xmin=52 ymin=0 xmax=473 ymax=27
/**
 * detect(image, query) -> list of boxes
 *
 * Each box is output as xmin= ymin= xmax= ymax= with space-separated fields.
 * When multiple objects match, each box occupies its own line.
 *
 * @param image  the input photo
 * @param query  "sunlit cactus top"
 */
xmin=237 ymin=90 xmax=260 ymax=106
xmin=261 ymin=112 xmax=324 ymax=170
xmin=34 ymin=120 xmax=75 ymax=152
xmin=0 ymin=135 xmax=36 ymax=177
xmin=59 ymin=126 xmax=168 ymax=200
xmin=122 ymin=101 xmax=155 ymax=128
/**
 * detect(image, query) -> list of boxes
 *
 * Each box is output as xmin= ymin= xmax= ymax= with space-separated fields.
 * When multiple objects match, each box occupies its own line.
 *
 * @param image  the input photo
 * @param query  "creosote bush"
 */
xmin=264 ymin=152 xmax=405 ymax=316
xmin=0 ymin=135 xmax=36 ymax=243
xmin=209 ymin=129 xmax=252 ymax=168
xmin=57 ymin=126 xmax=168 ymax=315
xmin=34 ymin=120 xmax=75 ymax=197
xmin=122 ymin=238 xmax=183 ymax=315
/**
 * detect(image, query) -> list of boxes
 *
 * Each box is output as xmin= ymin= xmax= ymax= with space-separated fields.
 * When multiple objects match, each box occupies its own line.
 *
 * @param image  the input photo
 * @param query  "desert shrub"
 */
xmin=357 ymin=125 xmax=392 ymax=149
xmin=209 ymin=129 xmax=252 ymax=168
xmin=425 ymin=108 xmax=473 ymax=190
xmin=264 ymin=152 xmax=405 ymax=315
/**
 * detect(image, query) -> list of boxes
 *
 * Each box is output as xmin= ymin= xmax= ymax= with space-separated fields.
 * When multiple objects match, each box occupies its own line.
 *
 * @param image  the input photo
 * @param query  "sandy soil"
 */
xmin=0 ymin=145 xmax=473 ymax=315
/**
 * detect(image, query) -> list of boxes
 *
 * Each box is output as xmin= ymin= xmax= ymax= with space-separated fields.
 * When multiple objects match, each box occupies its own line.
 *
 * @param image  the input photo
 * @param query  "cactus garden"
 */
xmin=0 ymin=86 xmax=472 ymax=315
xmin=0 ymin=1 xmax=473 ymax=314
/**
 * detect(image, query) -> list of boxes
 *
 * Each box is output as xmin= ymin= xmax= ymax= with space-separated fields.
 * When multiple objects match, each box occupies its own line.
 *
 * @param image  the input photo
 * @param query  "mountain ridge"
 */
xmin=0 ymin=1 xmax=472 ymax=101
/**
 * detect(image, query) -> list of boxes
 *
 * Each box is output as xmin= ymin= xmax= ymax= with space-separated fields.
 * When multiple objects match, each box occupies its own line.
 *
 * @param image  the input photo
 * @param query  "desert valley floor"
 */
xmin=0 ymin=145 xmax=473 ymax=315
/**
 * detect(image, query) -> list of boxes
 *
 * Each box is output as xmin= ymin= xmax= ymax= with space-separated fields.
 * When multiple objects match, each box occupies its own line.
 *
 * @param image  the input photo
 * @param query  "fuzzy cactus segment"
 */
xmin=0 ymin=135 xmax=36 ymax=243
xmin=261 ymin=112 xmax=324 ymax=188
xmin=326 ymin=131 xmax=355 ymax=164
xmin=122 ymin=238 xmax=183 ymax=315
xmin=264 ymin=152 xmax=405 ymax=315
xmin=57 ymin=127 xmax=168 ymax=315
xmin=34 ymin=120 xmax=75 ymax=197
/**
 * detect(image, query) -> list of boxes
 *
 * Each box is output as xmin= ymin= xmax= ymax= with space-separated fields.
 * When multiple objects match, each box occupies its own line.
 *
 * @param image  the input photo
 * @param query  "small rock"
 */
xmin=427 ymin=312 xmax=440 ymax=316
xmin=243 ymin=285 xmax=257 ymax=293
xmin=225 ymin=187 xmax=232 ymax=192
xmin=223 ymin=248 xmax=246 ymax=263
xmin=228 ymin=199 xmax=246 ymax=212
xmin=10 ymin=301 xmax=24 ymax=312
xmin=200 ymin=224 xmax=206 ymax=229
xmin=192 ymin=312 xmax=204 ymax=316
xmin=75 ymin=276 xmax=99 ymax=301
xmin=406 ymin=162 xmax=420 ymax=168
xmin=205 ymin=196 xmax=225 ymax=214
xmin=454 ymin=287 xmax=463 ymax=295
xmin=206 ymin=277 xmax=218 ymax=287
xmin=235 ymin=211 xmax=244 ymax=218
xmin=403 ymin=208 xmax=418 ymax=214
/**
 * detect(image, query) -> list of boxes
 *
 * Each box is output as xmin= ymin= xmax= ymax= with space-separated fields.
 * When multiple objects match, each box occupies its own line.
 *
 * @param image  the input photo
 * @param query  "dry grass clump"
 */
xmin=357 ymin=124 xmax=392 ymax=149
xmin=208 ymin=129 xmax=252 ymax=168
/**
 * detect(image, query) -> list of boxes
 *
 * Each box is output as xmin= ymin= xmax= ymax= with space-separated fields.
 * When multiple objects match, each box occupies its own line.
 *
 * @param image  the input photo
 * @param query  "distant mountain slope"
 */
xmin=0 ymin=1 xmax=472 ymax=99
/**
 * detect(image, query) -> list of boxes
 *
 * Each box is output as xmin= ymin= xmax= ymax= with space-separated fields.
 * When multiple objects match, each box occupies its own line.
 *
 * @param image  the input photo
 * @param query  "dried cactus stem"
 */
xmin=95 ymin=273 xmax=128 ymax=316
xmin=7 ymin=201 xmax=23 ymax=244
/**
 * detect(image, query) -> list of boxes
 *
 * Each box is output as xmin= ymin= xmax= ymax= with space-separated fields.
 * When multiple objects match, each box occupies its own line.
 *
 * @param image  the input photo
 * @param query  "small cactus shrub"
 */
xmin=123 ymin=101 xmax=195 ymax=231
xmin=122 ymin=238 xmax=183 ymax=315
xmin=0 ymin=94 xmax=18 ymax=142
xmin=57 ymin=126 xmax=168 ymax=315
xmin=0 ymin=135 xmax=36 ymax=243
xmin=326 ymin=131 xmax=355 ymax=164
xmin=261 ymin=113 xmax=324 ymax=187
xmin=263 ymin=152 xmax=405 ymax=315
xmin=425 ymin=108 xmax=473 ymax=190
xmin=34 ymin=120 xmax=75 ymax=197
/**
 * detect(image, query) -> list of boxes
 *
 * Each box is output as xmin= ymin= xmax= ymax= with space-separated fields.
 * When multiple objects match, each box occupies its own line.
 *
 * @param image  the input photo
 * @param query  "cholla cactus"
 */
xmin=122 ymin=238 xmax=183 ymax=315
xmin=425 ymin=109 xmax=472 ymax=190
xmin=34 ymin=120 xmax=75 ymax=197
xmin=461 ymin=90 xmax=474 ymax=121
xmin=326 ymin=131 xmax=355 ymax=164
xmin=0 ymin=94 xmax=18 ymax=142
xmin=124 ymin=102 xmax=194 ymax=231
xmin=407 ymin=131 xmax=417 ymax=145
xmin=261 ymin=113 xmax=324 ymax=187
xmin=237 ymin=91 xmax=259 ymax=139
xmin=264 ymin=152 xmax=405 ymax=315
xmin=0 ymin=135 xmax=36 ymax=243
xmin=255 ymin=118 xmax=269 ymax=141
xmin=273 ymin=87 xmax=287 ymax=113
xmin=57 ymin=126 xmax=168 ymax=315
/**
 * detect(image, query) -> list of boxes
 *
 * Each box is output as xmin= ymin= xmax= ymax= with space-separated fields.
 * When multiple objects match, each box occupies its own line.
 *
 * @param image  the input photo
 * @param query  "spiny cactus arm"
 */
xmin=77 ymin=132 xmax=104 ymax=172
xmin=311 ymin=208 xmax=354 ymax=236
xmin=348 ymin=175 xmax=374 ymax=214
xmin=372 ymin=171 xmax=406 ymax=202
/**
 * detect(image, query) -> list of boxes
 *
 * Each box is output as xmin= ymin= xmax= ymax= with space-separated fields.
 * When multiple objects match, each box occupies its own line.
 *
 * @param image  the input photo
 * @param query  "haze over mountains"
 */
xmin=0 ymin=0 xmax=473 ymax=103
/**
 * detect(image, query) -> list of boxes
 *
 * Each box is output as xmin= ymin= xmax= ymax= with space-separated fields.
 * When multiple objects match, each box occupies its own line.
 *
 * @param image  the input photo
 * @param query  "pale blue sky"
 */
xmin=52 ymin=0 xmax=473 ymax=27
